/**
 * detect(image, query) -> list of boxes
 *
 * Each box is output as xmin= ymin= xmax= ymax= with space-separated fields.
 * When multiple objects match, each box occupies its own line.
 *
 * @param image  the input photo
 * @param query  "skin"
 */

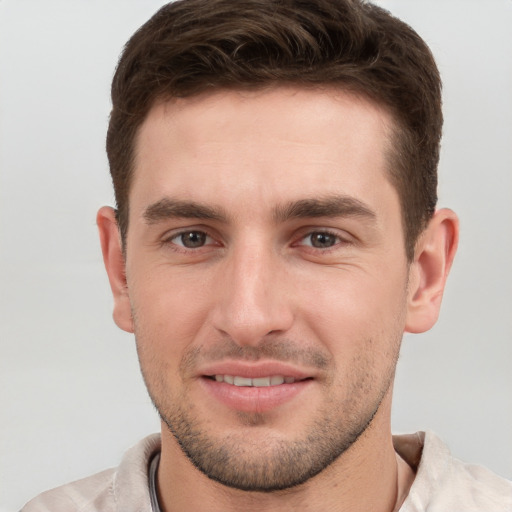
xmin=98 ymin=87 xmax=458 ymax=511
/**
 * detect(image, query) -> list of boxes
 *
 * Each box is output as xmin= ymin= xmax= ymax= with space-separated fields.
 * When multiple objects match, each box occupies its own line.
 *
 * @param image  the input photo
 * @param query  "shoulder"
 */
xmin=438 ymin=452 xmax=512 ymax=510
xmin=397 ymin=431 xmax=512 ymax=511
xmin=21 ymin=468 xmax=116 ymax=512
xmin=21 ymin=434 xmax=161 ymax=512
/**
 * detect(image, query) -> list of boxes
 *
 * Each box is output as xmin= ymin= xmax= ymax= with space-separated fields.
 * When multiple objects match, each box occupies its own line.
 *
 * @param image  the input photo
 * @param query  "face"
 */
xmin=118 ymin=88 xmax=413 ymax=490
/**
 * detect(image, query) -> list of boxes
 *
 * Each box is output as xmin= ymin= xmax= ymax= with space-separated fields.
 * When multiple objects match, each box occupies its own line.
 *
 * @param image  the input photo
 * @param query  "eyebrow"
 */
xmin=272 ymin=196 xmax=377 ymax=223
xmin=143 ymin=198 xmax=228 ymax=224
xmin=143 ymin=195 xmax=376 ymax=225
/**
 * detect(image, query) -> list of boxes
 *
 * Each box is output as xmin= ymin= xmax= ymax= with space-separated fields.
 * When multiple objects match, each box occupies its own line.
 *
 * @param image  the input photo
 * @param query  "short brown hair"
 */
xmin=107 ymin=0 xmax=442 ymax=260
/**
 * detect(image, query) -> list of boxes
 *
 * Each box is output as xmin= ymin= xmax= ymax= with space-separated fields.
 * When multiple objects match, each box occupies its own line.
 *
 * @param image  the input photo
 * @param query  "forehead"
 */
xmin=131 ymin=87 xmax=397 ymax=219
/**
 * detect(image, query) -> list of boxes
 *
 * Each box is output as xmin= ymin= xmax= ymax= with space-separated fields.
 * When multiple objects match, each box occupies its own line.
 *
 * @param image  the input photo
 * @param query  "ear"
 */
xmin=405 ymin=208 xmax=459 ymax=333
xmin=97 ymin=206 xmax=134 ymax=333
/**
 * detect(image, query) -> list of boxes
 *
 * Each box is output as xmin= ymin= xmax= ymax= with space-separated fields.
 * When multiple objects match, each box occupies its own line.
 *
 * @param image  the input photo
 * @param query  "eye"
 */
xmin=169 ymin=230 xmax=212 ymax=249
xmin=299 ymin=231 xmax=342 ymax=249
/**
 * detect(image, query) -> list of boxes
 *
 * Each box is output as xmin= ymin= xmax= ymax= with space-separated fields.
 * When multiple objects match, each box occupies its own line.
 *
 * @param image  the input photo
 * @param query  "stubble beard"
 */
xmin=136 ymin=335 xmax=401 ymax=492
xmin=157 ymin=389 xmax=384 ymax=492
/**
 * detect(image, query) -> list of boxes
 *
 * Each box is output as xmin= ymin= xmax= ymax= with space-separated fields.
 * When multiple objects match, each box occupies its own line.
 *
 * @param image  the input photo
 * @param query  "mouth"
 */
xmin=206 ymin=374 xmax=306 ymax=387
xmin=199 ymin=366 xmax=314 ymax=413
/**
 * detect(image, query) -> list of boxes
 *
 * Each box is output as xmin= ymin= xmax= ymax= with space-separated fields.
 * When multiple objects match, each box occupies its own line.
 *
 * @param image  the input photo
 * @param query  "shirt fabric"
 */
xmin=21 ymin=431 xmax=512 ymax=511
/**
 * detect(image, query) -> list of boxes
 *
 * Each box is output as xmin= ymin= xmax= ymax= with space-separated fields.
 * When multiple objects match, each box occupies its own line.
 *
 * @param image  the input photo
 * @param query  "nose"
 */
xmin=211 ymin=242 xmax=294 ymax=346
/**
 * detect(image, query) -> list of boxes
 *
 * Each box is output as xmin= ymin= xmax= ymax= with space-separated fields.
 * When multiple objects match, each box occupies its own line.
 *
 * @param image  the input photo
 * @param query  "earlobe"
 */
xmin=405 ymin=208 xmax=459 ymax=334
xmin=97 ymin=206 xmax=134 ymax=333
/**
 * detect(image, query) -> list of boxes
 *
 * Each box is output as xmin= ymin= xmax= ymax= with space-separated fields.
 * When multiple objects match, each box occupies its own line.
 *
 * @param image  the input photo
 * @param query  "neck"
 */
xmin=157 ymin=392 xmax=412 ymax=512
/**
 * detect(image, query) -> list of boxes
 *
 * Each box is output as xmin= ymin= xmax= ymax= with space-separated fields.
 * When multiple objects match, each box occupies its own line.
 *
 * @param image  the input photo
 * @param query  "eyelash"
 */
xmin=161 ymin=229 xmax=217 ymax=252
xmin=160 ymin=228 xmax=350 ymax=254
xmin=294 ymin=229 xmax=349 ymax=252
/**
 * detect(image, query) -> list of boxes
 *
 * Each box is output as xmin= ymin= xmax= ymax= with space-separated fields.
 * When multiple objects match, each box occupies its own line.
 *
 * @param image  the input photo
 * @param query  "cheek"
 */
xmin=129 ymin=269 xmax=214 ymax=355
xmin=297 ymin=266 xmax=408 ymax=351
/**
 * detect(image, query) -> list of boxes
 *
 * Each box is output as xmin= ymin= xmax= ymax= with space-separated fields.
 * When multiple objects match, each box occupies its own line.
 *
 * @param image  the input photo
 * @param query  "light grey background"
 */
xmin=1 ymin=1 xmax=511 ymax=510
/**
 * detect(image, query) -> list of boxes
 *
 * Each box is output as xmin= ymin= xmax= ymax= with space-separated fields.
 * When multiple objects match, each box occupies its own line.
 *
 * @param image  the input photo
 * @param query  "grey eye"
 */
xmin=174 ymin=231 xmax=208 ymax=248
xmin=308 ymin=232 xmax=338 ymax=248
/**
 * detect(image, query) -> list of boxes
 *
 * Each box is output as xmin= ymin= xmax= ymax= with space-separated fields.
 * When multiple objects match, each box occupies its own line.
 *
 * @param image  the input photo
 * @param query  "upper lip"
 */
xmin=198 ymin=360 xmax=314 ymax=380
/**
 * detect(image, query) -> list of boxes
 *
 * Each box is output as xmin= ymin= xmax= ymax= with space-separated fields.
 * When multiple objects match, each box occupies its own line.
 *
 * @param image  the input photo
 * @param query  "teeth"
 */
xmin=213 ymin=375 xmax=296 ymax=387
xmin=234 ymin=376 xmax=252 ymax=387
xmin=252 ymin=377 xmax=271 ymax=387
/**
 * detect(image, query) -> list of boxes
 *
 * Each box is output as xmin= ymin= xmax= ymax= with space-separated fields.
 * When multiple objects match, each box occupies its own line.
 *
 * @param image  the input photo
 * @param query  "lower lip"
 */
xmin=200 ymin=377 xmax=312 ymax=413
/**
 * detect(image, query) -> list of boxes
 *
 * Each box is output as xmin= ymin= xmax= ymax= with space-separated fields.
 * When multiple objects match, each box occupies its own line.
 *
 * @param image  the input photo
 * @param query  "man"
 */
xmin=22 ymin=0 xmax=512 ymax=510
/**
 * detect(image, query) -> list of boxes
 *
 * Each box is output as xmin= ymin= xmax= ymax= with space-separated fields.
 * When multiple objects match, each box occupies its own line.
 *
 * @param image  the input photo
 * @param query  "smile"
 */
xmin=199 ymin=362 xmax=315 ymax=412
xmin=210 ymin=375 xmax=297 ymax=387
